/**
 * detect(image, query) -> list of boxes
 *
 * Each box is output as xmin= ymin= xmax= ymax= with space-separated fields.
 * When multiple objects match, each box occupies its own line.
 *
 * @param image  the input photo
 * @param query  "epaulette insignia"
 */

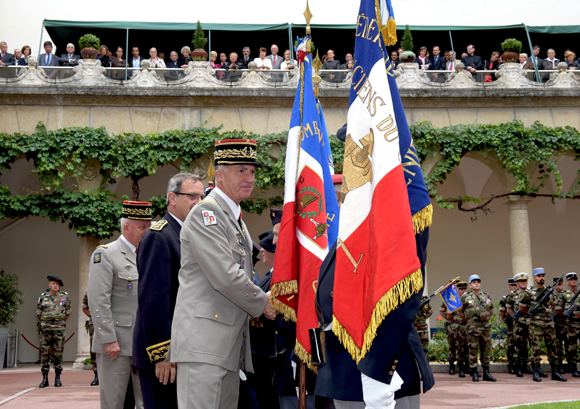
xmin=146 ymin=340 xmax=171 ymax=364
xmin=201 ymin=198 xmax=217 ymax=205
xmin=202 ymin=210 xmax=218 ymax=226
xmin=62 ymin=292 xmax=68 ymax=295
xmin=96 ymin=245 xmax=108 ymax=249
xmin=94 ymin=253 xmax=101 ymax=263
xmin=150 ymin=220 xmax=168 ymax=231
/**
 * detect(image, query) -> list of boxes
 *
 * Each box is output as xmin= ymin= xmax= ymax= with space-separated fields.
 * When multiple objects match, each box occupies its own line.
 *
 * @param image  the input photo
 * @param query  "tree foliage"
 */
xmin=0 ymin=270 xmax=25 ymax=327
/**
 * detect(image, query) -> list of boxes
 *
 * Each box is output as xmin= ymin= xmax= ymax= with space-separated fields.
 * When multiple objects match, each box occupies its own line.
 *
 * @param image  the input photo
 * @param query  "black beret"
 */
xmin=47 ymin=275 xmax=64 ymax=286
xmin=336 ymin=123 xmax=347 ymax=142
xmin=270 ymin=208 xmax=283 ymax=226
xmin=259 ymin=230 xmax=276 ymax=253
xmin=508 ymin=278 xmax=516 ymax=284
xmin=252 ymin=241 xmax=260 ymax=265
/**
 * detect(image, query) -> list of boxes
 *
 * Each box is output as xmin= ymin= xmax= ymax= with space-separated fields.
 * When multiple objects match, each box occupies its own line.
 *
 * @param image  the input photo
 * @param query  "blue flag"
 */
xmin=440 ymin=283 xmax=462 ymax=313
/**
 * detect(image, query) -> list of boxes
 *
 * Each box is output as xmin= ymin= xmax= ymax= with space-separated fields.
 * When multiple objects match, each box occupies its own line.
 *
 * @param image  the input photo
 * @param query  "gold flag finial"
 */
xmin=312 ymin=50 xmax=322 ymax=76
xmin=304 ymin=0 xmax=313 ymax=34
xmin=312 ymin=50 xmax=322 ymax=98
xmin=207 ymin=159 xmax=215 ymax=186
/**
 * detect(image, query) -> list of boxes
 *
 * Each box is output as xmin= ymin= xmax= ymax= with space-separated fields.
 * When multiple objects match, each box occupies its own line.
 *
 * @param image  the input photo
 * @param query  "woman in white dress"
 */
xmin=254 ymin=47 xmax=273 ymax=70
xmin=280 ymin=49 xmax=297 ymax=82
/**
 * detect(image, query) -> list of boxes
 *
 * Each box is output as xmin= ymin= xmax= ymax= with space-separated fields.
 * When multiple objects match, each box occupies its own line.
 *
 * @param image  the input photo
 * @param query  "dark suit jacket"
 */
xmin=239 ymin=56 xmax=252 ymax=69
xmin=59 ymin=53 xmax=81 ymax=66
xmin=1 ymin=52 xmax=15 ymax=66
xmin=133 ymin=213 xmax=182 ymax=370
xmin=528 ymin=56 xmax=543 ymax=69
xmin=542 ymin=58 xmax=560 ymax=70
xmin=222 ymin=61 xmax=244 ymax=70
xmin=461 ymin=54 xmax=484 ymax=70
xmin=177 ymin=56 xmax=192 ymax=67
xmin=39 ymin=53 xmax=59 ymax=66
xmin=430 ymin=55 xmax=446 ymax=70
xmin=166 ymin=61 xmax=180 ymax=69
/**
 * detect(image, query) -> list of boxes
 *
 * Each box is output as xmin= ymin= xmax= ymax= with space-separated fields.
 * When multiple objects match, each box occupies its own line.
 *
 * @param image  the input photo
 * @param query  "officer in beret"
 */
xmin=170 ymin=139 xmax=277 ymax=409
xmin=37 ymin=275 xmax=71 ymax=388
xmin=88 ymin=200 xmax=153 ymax=409
xmin=555 ymin=272 xmax=580 ymax=377
xmin=499 ymin=278 xmax=518 ymax=374
xmin=270 ymin=208 xmax=283 ymax=246
xmin=133 ymin=174 xmax=204 ymax=409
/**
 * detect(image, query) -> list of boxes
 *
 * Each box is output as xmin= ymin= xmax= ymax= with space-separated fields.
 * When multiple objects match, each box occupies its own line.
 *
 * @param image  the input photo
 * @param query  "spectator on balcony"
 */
xmin=280 ymin=49 xmax=296 ymax=82
xmin=146 ymin=48 xmax=166 ymax=68
xmin=254 ymin=47 xmax=273 ymax=70
xmin=565 ymin=52 xmax=578 ymax=70
xmin=390 ymin=50 xmax=401 ymax=69
xmin=179 ymin=46 xmax=192 ymax=68
xmin=39 ymin=41 xmax=58 ymax=67
xmin=131 ymin=47 xmax=142 ymax=71
xmin=97 ymin=45 xmax=111 ymax=68
xmin=446 ymin=51 xmax=456 ymax=79
xmin=239 ymin=47 xmax=252 ymax=69
xmin=209 ymin=51 xmax=220 ymax=69
xmin=542 ymin=49 xmax=560 ymax=70
xmin=20 ymin=45 xmax=31 ymax=65
xmin=346 ymin=60 xmax=354 ymax=72
xmin=215 ymin=52 xmax=228 ymax=81
xmin=483 ymin=51 xmax=500 ymax=83
xmin=322 ymin=49 xmax=341 ymax=82
xmin=397 ymin=47 xmax=404 ymax=56
xmin=223 ymin=52 xmax=244 ymax=81
xmin=461 ymin=44 xmax=483 ymax=80
xmin=158 ymin=52 xmax=165 ymax=62
xmin=431 ymin=46 xmax=446 ymax=70
xmin=167 ymin=51 xmax=180 ymax=69
xmin=0 ymin=41 xmax=15 ymax=66
xmin=518 ymin=53 xmax=534 ymax=70
xmin=267 ymin=44 xmax=283 ymax=82
xmin=415 ymin=46 xmax=431 ymax=70
xmin=341 ymin=53 xmax=353 ymax=69
xmin=111 ymin=47 xmax=126 ymax=68
xmin=528 ymin=45 xmax=543 ymax=69
xmin=59 ymin=43 xmax=80 ymax=67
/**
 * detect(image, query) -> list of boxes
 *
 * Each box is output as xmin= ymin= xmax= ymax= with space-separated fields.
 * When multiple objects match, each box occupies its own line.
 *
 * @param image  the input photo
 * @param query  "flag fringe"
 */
xmin=332 ymin=269 xmax=423 ymax=363
xmin=412 ymin=204 xmax=433 ymax=234
xmin=294 ymin=340 xmax=318 ymax=373
xmin=270 ymin=296 xmax=297 ymax=323
xmin=270 ymin=280 xmax=298 ymax=298
xmin=384 ymin=17 xmax=397 ymax=47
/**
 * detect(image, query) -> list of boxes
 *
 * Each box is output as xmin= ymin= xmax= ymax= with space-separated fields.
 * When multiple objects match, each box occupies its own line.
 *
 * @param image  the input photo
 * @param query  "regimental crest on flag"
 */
xmin=296 ymin=168 xmax=328 ymax=249
xmin=440 ymin=283 xmax=462 ymax=313
xmin=202 ymin=210 xmax=217 ymax=226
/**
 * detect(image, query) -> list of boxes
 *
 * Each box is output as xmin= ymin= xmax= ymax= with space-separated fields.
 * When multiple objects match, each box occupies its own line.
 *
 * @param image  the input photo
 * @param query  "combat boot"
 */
xmin=515 ymin=363 xmax=523 ymax=377
xmin=39 ymin=373 xmax=49 ymax=388
xmin=532 ymin=366 xmax=542 ymax=382
xmin=482 ymin=366 xmax=496 ymax=382
xmin=458 ymin=361 xmax=465 ymax=378
xmin=551 ymin=364 xmax=567 ymax=382
xmin=448 ymin=362 xmax=455 ymax=375
xmin=536 ymin=366 xmax=547 ymax=378
xmin=525 ymin=364 xmax=534 ymax=374
xmin=471 ymin=368 xmax=479 ymax=382
xmin=508 ymin=363 xmax=515 ymax=375
xmin=570 ymin=363 xmax=579 ymax=377
xmin=54 ymin=370 xmax=62 ymax=387
xmin=91 ymin=370 xmax=99 ymax=386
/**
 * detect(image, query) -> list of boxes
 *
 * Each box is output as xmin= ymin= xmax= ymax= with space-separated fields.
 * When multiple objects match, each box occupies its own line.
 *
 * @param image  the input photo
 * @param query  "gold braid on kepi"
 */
xmin=213 ymin=139 xmax=263 ymax=167
xmin=122 ymin=200 xmax=153 ymax=220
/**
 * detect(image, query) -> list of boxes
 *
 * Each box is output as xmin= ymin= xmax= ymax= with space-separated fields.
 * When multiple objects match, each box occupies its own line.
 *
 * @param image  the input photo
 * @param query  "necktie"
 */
xmin=273 ymin=56 xmax=276 ymax=66
xmin=238 ymin=212 xmax=243 ymax=231
xmin=450 ymin=62 xmax=454 ymax=71
xmin=1 ymin=53 xmax=4 ymax=59
xmin=135 ymin=248 xmax=138 ymax=254
xmin=47 ymin=54 xmax=50 ymax=65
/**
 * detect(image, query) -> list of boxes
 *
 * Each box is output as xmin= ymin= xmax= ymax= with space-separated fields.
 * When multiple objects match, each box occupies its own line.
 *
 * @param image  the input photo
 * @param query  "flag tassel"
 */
xmin=384 ymin=17 xmax=397 ymax=46
xmin=294 ymin=340 xmax=318 ymax=373
xmin=270 ymin=280 xmax=298 ymax=322
xmin=332 ymin=268 xmax=423 ymax=363
xmin=412 ymin=204 xmax=433 ymax=234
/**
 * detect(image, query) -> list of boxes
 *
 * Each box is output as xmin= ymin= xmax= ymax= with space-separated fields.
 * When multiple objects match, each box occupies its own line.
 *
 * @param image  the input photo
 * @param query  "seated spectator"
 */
xmin=390 ymin=50 xmax=401 ymax=69
xmin=518 ymin=53 xmax=534 ymax=70
xmin=461 ymin=44 xmax=483 ymax=81
xmin=179 ymin=46 xmax=192 ymax=68
xmin=146 ymin=48 xmax=166 ymax=68
xmin=280 ymin=49 xmax=296 ymax=82
xmin=239 ymin=47 xmax=252 ymax=68
xmin=254 ymin=47 xmax=273 ymax=70
xmin=97 ymin=45 xmax=111 ymax=68
xmin=60 ymin=43 xmax=80 ymax=67
xmin=222 ymin=52 xmax=243 ymax=81
xmin=431 ymin=46 xmax=446 ymax=70
xmin=483 ymin=51 xmax=500 ymax=83
xmin=322 ymin=49 xmax=341 ymax=82
xmin=20 ymin=45 xmax=31 ymax=65
xmin=415 ymin=46 xmax=431 ymax=70
xmin=0 ymin=41 xmax=16 ymax=67
xmin=565 ymin=51 xmax=578 ymax=70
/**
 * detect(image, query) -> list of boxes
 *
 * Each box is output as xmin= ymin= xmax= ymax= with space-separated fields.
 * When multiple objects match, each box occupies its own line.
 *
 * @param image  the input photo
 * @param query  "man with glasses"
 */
xmin=133 ymin=173 xmax=204 ymax=409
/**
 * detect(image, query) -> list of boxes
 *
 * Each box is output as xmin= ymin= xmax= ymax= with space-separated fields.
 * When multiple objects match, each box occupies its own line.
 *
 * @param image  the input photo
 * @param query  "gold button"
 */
xmin=394 ymin=360 xmax=399 ymax=364
xmin=116 ymin=322 xmax=119 ymax=325
xmin=391 ymin=365 xmax=396 ymax=370
xmin=128 ymin=277 xmax=131 ymax=280
xmin=275 ymin=331 xmax=278 ymax=335
xmin=215 ymin=315 xmax=219 ymax=319
xmin=330 ymin=291 xmax=334 ymax=297
xmin=388 ymin=371 xmax=394 ymax=375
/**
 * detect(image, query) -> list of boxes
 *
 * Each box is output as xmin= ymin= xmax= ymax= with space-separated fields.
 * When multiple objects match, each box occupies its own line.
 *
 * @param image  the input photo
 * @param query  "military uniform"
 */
xmin=460 ymin=277 xmax=494 ymax=382
xmin=499 ymin=290 xmax=517 ymax=371
xmin=440 ymin=296 xmax=467 ymax=376
xmin=37 ymin=286 xmax=71 ymax=377
xmin=551 ymin=286 xmax=567 ymax=369
xmin=82 ymin=292 xmax=97 ymax=374
xmin=505 ymin=280 xmax=531 ymax=374
xmin=413 ymin=298 xmax=432 ymax=357
xmin=556 ymin=283 xmax=580 ymax=377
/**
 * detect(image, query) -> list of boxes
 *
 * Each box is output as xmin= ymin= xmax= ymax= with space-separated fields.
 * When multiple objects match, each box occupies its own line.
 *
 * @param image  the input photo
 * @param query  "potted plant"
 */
xmin=191 ymin=21 xmax=208 ymax=61
xmin=399 ymin=25 xmax=415 ymax=63
xmin=500 ymin=38 xmax=522 ymax=63
xmin=78 ymin=34 xmax=101 ymax=59
xmin=0 ymin=270 xmax=24 ymax=370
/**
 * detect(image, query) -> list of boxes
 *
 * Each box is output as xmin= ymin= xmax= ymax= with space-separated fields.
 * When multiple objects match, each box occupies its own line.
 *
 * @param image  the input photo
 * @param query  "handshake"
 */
xmin=263 ymin=291 xmax=278 ymax=320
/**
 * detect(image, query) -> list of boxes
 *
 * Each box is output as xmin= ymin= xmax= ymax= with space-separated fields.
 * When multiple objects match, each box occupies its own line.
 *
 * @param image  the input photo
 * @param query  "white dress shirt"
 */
xmin=120 ymin=235 xmax=137 ymax=253
xmin=214 ymin=187 xmax=241 ymax=220
xmin=254 ymin=58 xmax=272 ymax=69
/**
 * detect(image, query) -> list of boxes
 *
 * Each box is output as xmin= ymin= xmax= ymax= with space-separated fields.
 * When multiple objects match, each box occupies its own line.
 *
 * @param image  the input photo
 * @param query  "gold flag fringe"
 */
xmin=332 ymin=269 xmax=423 ymax=363
xmin=270 ymin=296 xmax=297 ymax=323
xmin=384 ymin=17 xmax=397 ymax=47
xmin=270 ymin=280 xmax=298 ymax=298
xmin=412 ymin=204 xmax=433 ymax=234
xmin=295 ymin=340 xmax=318 ymax=373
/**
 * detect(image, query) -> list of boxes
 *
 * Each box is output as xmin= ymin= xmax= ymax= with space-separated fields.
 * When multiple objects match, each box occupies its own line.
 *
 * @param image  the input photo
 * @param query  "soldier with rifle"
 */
xmin=555 ymin=272 xmax=580 ymax=377
xmin=551 ymin=277 xmax=567 ymax=373
xmin=518 ymin=268 xmax=567 ymax=382
xmin=499 ymin=278 xmax=518 ymax=374
xmin=505 ymin=273 xmax=533 ymax=377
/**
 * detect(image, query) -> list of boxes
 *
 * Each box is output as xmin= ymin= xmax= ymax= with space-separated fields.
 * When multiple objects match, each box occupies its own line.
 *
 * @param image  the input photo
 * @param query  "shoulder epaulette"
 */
xmin=200 ymin=198 xmax=218 ymax=206
xmin=96 ymin=245 xmax=108 ymax=249
xmin=150 ymin=220 xmax=168 ymax=231
xmin=62 ymin=291 xmax=68 ymax=295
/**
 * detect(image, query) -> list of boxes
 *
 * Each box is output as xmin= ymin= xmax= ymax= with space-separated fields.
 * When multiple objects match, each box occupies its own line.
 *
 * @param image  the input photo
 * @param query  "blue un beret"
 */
xmin=533 ymin=267 xmax=545 ymax=276
xmin=468 ymin=274 xmax=480 ymax=284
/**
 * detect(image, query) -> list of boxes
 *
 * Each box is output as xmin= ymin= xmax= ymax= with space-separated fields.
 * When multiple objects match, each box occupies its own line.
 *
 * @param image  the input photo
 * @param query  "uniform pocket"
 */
xmin=190 ymin=300 xmax=238 ymax=357
xmin=112 ymin=314 xmax=133 ymax=327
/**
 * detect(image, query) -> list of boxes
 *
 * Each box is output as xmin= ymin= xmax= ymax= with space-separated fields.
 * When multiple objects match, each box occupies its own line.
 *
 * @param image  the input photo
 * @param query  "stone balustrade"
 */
xmin=1 ymin=60 xmax=580 ymax=98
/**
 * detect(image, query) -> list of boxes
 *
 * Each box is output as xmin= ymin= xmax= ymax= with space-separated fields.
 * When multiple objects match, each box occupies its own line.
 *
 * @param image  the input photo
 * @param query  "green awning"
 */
xmin=43 ymin=20 xmax=290 ymax=32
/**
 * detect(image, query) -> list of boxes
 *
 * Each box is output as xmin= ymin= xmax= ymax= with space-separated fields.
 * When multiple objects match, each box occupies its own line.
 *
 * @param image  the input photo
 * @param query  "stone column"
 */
xmin=503 ymin=195 xmax=533 ymax=276
xmin=72 ymin=159 xmax=103 ymax=369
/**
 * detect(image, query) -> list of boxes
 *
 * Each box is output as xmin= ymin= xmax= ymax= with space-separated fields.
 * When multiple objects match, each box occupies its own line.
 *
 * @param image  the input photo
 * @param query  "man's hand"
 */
xmin=263 ymin=291 xmax=277 ymax=320
xmin=104 ymin=341 xmax=120 ymax=361
xmin=155 ymin=360 xmax=176 ymax=385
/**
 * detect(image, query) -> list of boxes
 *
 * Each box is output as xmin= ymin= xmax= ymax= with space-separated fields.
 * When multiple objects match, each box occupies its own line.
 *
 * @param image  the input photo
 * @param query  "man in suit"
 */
xmin=446 ymin=51 xmax=457 ymax=79
xmin=267 ymin=44 xmax=283 ymax=82
xmin=133 ymin=174 xmax=203 ymax=409
xmin=170 ymin=139 xmax=277 ymax=409
xmin=39 ymin=41 xmax=59 ymax=67
xmin=528 ymin=45 xmax=543 ymax=70
xmin=239 ymin=46 xmax=252 ymax=69
xmin=542 ymin=49 xmax=560 ymax=82
xmin=0 ymin=41 xmax=15 ymax=66
xmin=322 ymin=49 xmax=341 ymax=82
xmin=60 ymin=43 xmax=81 ymax=66
xmin=88 ymin=201 xmax=152 ymax=409
xmin=461 ymin=44 xmax=483 ymax=81
xmin=430 ymin=45 xmax=446 ymax=70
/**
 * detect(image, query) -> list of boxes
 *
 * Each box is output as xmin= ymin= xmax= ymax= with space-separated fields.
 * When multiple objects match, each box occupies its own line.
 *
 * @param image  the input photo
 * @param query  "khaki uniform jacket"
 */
xmin=88 ymin=237 xmax=139 ymax=356
xmin=170 ymin=190 xmax=268 ymax=373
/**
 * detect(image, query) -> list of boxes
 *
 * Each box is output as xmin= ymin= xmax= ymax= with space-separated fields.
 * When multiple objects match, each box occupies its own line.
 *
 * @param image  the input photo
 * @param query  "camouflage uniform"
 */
xmin=551 ymin=290 xmax=567 ymax=365
xmin=556 ymin=289 xmax=580 ymax=370
xmin=36 ymin=290 xmax=72 ymax=374
xmin=461 ymin=290 xmax=493 ymax=369
xmin=519 ymin=287 xmax=558 ymax=366
xmin=499 ymin=292 xmax=516 ymax=367
xmin=505 ymin=289 xmax=530 ymax=368
xmin=81 ymin=292 xmax=97 ymax=373
xmin=413 ymin=297 xmax=432 ymax=357
xmin=440 ymin=302 xmax=467 ymax=367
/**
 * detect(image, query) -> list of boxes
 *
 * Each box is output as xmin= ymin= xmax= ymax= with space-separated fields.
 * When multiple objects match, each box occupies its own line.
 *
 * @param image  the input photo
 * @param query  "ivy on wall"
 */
xmin=1 ymin=120 xmax=579 ymax=239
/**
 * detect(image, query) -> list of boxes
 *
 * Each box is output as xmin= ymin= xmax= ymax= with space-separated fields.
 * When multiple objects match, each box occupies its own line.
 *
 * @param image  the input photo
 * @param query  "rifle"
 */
xmin=563 ymin=288 xmax=580 ymax=318
xmin=503 ymin=309 xmax=522 ymax=325
xmin=527 ymin=273 xmax=566 ymax=318
xmin=418 ymin=277 xmax=460 ymax=310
